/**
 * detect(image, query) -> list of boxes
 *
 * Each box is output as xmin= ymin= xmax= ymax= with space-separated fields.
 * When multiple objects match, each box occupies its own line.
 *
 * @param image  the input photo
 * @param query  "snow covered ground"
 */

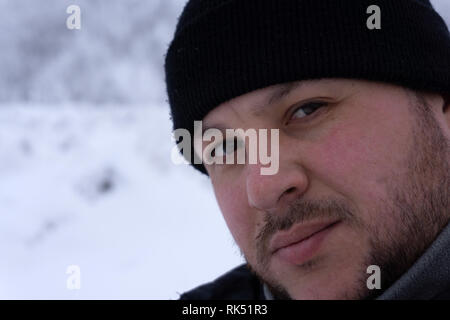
xmin=0 ymin=105 xmax=243 ymax=299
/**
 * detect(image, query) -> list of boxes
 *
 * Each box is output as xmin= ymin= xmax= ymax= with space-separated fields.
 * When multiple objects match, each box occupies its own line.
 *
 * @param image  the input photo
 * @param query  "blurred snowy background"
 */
xmin=0 ymin=0 xmax=245 ymax=299
xmin=0 ymin=0 xmax=448 ymax=299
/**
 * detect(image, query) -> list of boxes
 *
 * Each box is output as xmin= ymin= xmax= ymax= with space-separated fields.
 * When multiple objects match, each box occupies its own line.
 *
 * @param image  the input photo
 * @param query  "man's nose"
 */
xmin=245 ymin=162 xmax=308 ymax=213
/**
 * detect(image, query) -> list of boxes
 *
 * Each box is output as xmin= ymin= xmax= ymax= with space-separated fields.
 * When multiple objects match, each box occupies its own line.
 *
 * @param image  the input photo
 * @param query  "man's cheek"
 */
xmin=314 ymin=125 xmax=374 ymax=178
xmin=215 ymin=186 xmax=254 ymax=247
xmin=311 ymin=125 xmax=392 ymax=206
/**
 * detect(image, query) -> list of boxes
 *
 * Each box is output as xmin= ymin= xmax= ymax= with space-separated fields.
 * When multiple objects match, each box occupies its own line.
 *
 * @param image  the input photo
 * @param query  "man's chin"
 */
xmin=250 ymin=256 xmax=372 ymax=300
xmin=264 ymin=274 xmax=371 ymax=300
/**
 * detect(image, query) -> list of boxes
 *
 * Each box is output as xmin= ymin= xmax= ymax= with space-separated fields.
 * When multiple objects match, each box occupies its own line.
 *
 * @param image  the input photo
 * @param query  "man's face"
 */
xmin=200 ymin=79 xmax=450 ymax=299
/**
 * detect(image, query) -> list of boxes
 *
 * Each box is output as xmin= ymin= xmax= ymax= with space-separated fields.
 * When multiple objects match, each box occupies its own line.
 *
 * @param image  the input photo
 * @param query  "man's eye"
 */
xmin=291 ymin=101 xmax=327 ymax=120
xmin=212 ymin=137 xmax=243 ymax=158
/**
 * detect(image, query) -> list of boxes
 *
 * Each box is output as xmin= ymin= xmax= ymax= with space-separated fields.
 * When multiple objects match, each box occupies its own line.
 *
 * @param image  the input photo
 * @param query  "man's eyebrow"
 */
xmin=269 ymin=82 xmax=303 ymax=105
xmin=252 ymin=81 xmax=303 ymax=116
xmin=202 ymin=81 xmax=303 ymax=134
xmin=201 ymin=125 xmax=227 ymax=135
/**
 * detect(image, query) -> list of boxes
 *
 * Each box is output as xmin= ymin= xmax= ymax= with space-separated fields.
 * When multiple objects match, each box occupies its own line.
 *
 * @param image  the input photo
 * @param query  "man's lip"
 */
xmin=269 ymin=220 xmax=341 ymax=254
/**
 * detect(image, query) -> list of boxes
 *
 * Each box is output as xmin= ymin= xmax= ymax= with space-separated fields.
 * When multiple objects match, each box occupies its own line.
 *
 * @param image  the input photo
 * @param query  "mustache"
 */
xmin=255 ymin=198 xmax=361 ymax=268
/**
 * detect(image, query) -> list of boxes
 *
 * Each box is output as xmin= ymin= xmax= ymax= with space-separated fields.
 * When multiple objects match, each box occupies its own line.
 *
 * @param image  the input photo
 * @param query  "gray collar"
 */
xmin=263 ymin=283 xmax=275 ymax=300
xmin=377 ymin=220 xmax=450 ymax=300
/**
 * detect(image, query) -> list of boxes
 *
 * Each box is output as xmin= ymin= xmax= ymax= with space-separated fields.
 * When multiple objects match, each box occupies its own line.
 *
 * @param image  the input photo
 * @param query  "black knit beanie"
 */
xmin=164 ymin=0 xmax=450 ymax=175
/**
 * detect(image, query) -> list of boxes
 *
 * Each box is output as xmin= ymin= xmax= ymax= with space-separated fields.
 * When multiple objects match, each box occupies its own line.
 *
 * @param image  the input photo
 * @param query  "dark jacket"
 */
xmin=179 ymin=264 xmax=265 ymax=300
xmin=180 ymin=221 xmax=450 ymax=300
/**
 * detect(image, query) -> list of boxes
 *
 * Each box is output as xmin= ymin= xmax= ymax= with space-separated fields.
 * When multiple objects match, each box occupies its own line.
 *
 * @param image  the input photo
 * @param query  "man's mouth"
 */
xmin=269 ymin=220 xmax=341 ymax=265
